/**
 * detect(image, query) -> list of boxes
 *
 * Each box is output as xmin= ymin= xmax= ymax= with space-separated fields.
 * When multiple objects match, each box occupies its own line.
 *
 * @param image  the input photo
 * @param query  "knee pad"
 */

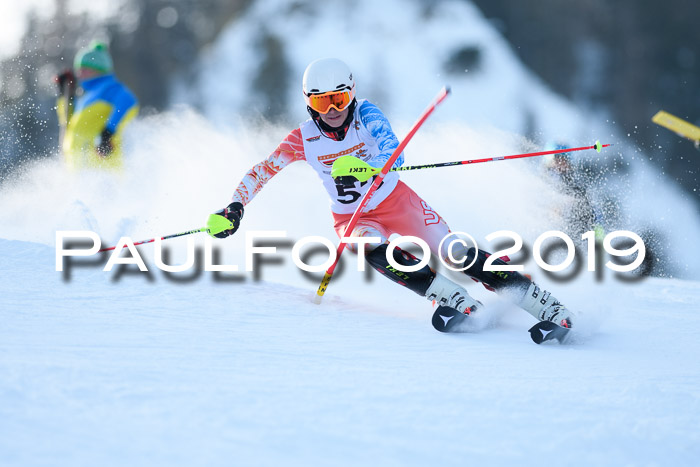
xmin=365 ymin=244 xmax=436 ymax=296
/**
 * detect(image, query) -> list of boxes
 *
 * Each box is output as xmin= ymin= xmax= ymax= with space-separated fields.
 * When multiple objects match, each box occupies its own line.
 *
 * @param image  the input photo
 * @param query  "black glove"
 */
xmin=97 ymin=128 xmax=114 ymax=156
xmin=55 ymin=69 xmax=76 ymax=95
xmin=211 ymin=202 xmax=245 ymax=238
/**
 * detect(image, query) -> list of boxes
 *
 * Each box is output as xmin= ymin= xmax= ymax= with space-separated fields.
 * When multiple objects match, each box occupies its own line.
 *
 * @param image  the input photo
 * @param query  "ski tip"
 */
xmin=528 ymin=321 xmax=571 ymax=345
xmin=444 ymin=85 xmax=452 ymax=95
xmin=431 ymin=305 xmax=468 ymax=333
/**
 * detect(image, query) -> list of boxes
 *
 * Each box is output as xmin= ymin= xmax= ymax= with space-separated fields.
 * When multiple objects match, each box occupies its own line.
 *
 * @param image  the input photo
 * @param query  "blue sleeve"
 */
xmin=104 ymin=84 xmax=138 ymax=134
xmin=358 ymin=100 xmax=404 ymax=169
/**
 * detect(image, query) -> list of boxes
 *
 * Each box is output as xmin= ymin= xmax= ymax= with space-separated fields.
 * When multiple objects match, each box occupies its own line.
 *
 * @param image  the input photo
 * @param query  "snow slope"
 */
xmin=2 ymin=236 xmax=700 ymax=466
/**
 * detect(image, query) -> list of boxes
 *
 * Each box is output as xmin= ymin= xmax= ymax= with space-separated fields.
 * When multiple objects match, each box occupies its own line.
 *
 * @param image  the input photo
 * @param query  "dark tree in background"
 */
xmin=470 ymin=0 xmax=700 ymax=205
xmin=106 ymin=0 xmax=251 ymax=113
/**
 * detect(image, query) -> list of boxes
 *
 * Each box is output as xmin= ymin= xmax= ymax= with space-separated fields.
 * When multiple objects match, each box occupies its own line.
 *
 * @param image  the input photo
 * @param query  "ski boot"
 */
xmin=426 ymin=273 xmax=482 ymax=332
xmin=520 ymin=283 xmax=574 ymax=344
xmin=365 ymin=244 xmax=480 ymax=332
xmin=459 ymin=247 xmax=575 ymax=343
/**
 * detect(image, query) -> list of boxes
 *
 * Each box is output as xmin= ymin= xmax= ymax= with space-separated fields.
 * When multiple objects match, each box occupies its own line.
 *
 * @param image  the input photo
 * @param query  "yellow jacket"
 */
xmin=57 ymin=74 xmax=138 ymax=170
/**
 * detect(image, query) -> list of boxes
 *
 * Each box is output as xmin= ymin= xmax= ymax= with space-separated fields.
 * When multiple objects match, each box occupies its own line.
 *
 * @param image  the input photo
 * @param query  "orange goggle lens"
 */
xmin=306 ymin=89 xmax=354 ymax=114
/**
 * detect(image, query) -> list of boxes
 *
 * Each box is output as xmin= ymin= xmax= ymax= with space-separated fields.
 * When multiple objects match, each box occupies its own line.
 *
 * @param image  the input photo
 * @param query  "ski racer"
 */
xmin=208 ymin=58 xmax=576 ymax=338
xmin=55 ymin=41 xmax=139 ymax=170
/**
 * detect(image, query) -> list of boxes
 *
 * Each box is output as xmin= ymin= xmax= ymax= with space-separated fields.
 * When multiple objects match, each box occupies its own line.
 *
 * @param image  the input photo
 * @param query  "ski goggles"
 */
xmin=305 ymin=88 xmax=355 ymax=114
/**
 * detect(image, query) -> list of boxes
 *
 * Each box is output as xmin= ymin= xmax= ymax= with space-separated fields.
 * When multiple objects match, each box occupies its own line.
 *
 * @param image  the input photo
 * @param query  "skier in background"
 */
xmin=55 ymin=41 xmax=139 ymax=170
xmin=542 ymin=143 xmax=606 ymax=240
xmin=542 ymin=143 xmax=662 ymax=276
xmin=208 ymin=58 xmax=576 ymax=340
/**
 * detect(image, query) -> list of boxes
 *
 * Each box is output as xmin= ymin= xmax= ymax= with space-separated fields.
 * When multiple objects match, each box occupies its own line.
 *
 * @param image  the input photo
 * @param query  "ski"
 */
xmin=431 ymin=305 xmax=470 ymax=332
xmin=432 ymin=305 xmax=573 ymax=344
xmin=528 ymin=320 xmax=571 ymax=344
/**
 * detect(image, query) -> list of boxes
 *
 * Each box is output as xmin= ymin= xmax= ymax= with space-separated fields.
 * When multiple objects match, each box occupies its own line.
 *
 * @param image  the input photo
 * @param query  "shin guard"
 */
xmin=462 ymin=247 xmax=531 ymax=292
xmin=365 ymin=244 xmax=435 ymax=296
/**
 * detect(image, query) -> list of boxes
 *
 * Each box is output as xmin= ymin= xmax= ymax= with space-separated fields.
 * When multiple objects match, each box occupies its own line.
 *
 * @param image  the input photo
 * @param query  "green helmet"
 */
xmin=74 ymin=41 xmax=113 ymax=73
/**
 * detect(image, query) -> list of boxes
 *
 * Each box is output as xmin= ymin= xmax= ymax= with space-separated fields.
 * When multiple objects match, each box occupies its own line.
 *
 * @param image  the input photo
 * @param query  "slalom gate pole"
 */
xmin=652 ymin=110 xmax=700 ymax=144
xmin=98 ymin=227 xmax=207 ymax=252
xmin=390 ymin=141 xmax=612 ymax=173
xmin=55 ymin=70 xmax=76 ymax=153
xmin=313 ymin=86 xmax=451 ymax=305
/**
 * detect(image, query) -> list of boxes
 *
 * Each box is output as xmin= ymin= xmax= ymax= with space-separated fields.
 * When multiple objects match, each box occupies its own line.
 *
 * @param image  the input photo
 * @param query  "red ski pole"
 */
xmin=313 ymin=86 xmax=451 ymax=304
xmin=391 ymin=141 xmax=611 ymax=172
xmin=98 ymin=228 xmax=207 ymax=252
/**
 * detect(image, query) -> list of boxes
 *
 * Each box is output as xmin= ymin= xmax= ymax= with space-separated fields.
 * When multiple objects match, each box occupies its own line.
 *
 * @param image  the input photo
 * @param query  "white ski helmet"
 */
xmin=303 ymin=58 xmax=355 ymax=102
xmin=302 ymin=58 xmax=357 ymax=140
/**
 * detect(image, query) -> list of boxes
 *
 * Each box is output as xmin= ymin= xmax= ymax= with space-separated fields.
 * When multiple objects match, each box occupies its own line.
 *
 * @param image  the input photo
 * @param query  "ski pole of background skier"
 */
xmin=313 ymin=86 xmax=452 ymax=305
